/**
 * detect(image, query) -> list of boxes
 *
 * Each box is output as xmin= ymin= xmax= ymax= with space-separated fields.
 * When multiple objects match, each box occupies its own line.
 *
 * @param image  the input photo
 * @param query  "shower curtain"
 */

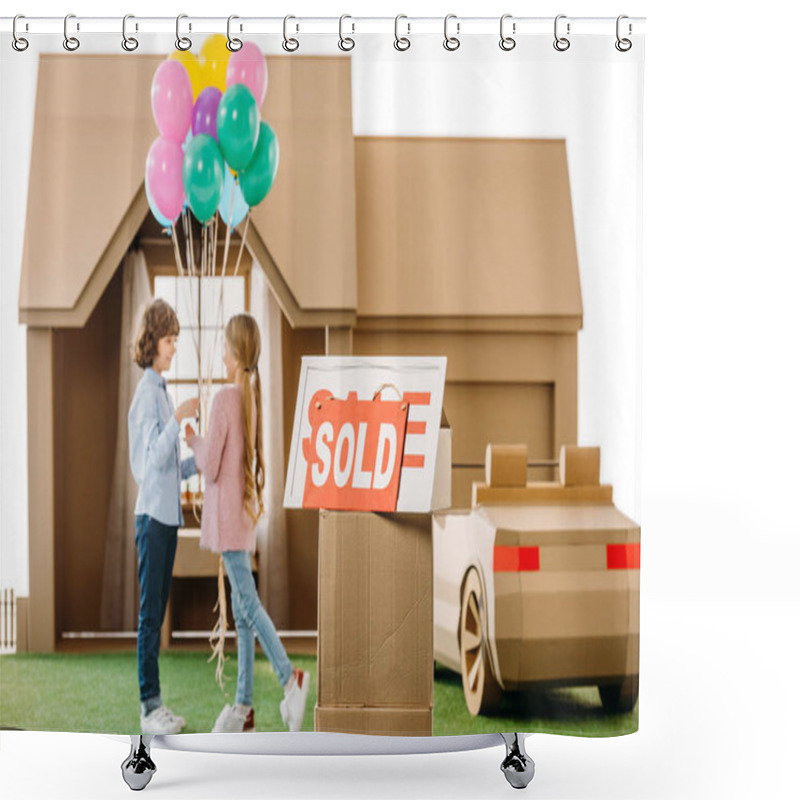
xmin=0 ymin=17 xmax=644 ymax=740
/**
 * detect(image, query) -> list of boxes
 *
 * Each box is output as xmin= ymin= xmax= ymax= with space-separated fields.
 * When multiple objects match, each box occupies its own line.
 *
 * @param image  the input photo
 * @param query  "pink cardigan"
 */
xmin=190 ymin=385 xmax=257 ymax=553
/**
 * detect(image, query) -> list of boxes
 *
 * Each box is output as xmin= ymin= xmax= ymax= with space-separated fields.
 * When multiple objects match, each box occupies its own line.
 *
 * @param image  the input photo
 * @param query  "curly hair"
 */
xmin=133 ymin=298 xmax=180 ymax=369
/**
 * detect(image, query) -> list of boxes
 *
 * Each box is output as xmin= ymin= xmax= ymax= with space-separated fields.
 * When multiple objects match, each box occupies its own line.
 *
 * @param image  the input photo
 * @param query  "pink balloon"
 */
xmin=151 ymin=59 xmax=193 ymax=143
xmin=226 ymin=42 xmax=268 ymax=107
xmin=145 ymin=136 xmax=185 ymax=222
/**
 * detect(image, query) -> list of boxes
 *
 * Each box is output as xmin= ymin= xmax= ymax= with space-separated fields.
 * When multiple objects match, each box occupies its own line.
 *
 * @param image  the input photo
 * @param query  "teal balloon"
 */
xmin=216 ymin=84 xmax=259 ymax=172
xmin=239 ymin=121 xmax=279 ymax=207
xmin=182 ymin=133 xmax=224 ymax=223
xmin=218 ymin=168 xmax=249 ymax=228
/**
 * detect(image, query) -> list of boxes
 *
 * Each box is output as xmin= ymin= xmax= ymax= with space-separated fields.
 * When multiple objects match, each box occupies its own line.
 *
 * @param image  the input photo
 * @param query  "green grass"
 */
xmin=0 ymin=653 xmax=636 ymax=737
xmin=0 ymin=652 xmax=318 ymax=734
xmin=432 ymin=663 xmax=637 ymax=737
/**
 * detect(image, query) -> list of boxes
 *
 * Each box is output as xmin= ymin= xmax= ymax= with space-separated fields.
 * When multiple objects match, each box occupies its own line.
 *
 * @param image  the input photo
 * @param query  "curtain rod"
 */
xmin=2 ymin=15 xmax=645 ymax=39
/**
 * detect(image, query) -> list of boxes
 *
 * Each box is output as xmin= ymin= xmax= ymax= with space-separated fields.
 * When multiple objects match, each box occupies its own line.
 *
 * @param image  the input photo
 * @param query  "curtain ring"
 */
xmin=12 ymin=15 xmax=29 ymax=52
xmin=615 ymin=15 xmax=632 ymax=52
xmin=227 ymin=15 xmax=243 ymax=51
xmin=283 ymin=15 xmax=299 ymax=52
xmin=175 ymin=14 xmax=192 ymax=51
xmin=553 ymin=14 xmax=570 ymax=52
xmin=443 ymin=14 xmax=460 ymax=51
xmin=122 ymin=14 xmax=139 ymax=52
xmin=394 ymin=14 xmax=411 ymax=51
xmin=63 ymin=14 xmax=80 ymax=51
xmin=338 ymin=14 xmax=355 ymax=51
xmin=499 ymin=13 xmax=516 ymax=51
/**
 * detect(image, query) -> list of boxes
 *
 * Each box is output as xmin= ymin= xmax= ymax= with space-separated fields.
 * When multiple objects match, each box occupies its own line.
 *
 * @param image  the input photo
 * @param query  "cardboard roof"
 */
xmin=354 ymin=136 xmax=583 ymax=326
xmin=18 ymin=54 xmax=357 ymax=328
xmin=18 ymin=56 xmax=582 ymax=333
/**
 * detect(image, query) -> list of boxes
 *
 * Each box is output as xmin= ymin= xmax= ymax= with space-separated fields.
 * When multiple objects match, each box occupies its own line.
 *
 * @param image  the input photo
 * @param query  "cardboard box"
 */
xmin=317 ymin=510 xmax=433 ymax=709
xmin=486 ymin=444 xmax=528 ymax=487
xmin=431 ymin=410 xmax=452 ymax=511
xmin=472 ymin=481 xmax=613 ymax=507
xmin=315 ymin=704 xmax=432 ymax=737
xmin=559 ymin=445 xmax=601 ymax=486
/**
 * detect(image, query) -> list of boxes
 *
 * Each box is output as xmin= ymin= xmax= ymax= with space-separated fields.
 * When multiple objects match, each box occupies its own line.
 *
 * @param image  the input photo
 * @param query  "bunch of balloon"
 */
xmin=144 ymin=36 xmax=280 ymax=234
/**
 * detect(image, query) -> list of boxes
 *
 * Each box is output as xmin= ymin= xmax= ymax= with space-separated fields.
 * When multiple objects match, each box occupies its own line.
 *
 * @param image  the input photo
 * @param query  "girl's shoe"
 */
xmin=280 ymin=670 xmax=309 ymax=732
xmin=141 ymin=705 xmax=185 ymax=735
xmin=212 ymin=703 xmax=256 ymax=733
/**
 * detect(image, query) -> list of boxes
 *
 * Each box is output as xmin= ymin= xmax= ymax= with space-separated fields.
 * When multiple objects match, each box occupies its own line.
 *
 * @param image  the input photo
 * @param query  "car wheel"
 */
xmin=599 ymin=674 xmax=639 ymax=713
xmin=459 ymin=569 xmax=502 ymax=716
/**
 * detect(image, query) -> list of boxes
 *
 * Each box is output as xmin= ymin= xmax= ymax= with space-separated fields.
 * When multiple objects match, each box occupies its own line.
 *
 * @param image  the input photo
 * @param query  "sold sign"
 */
xmin=284 ymin=356 xmax=447 ymax=513
xmin=300 ymin=389 xmax=409 ymax=511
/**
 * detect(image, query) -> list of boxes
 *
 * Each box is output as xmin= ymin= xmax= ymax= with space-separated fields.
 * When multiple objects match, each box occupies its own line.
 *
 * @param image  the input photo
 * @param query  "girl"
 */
xmin=128 ymin=298 xmax=200 ymax=735
xmin=187 ymin=313 xmax=309 ymax=733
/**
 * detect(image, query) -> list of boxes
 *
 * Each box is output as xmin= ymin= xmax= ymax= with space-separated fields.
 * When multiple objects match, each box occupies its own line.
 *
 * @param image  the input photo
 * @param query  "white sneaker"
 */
xmin=166 ymin=707 xmax=186 ymax=728
xmin=141 ymin=705 xmax=185 ymax=735
xmin=211 ymin=703 xmax=255 ymax=733
xmin=280 ymin=670 xmax=309 ymax=732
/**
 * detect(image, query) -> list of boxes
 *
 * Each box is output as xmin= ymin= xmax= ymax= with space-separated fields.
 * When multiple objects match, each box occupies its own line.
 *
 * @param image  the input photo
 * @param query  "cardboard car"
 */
xmin=433 ymin=445 xmax=640 ymax=715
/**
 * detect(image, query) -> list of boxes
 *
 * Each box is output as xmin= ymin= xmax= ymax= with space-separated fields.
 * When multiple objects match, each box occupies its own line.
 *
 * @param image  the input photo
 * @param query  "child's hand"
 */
xmin=185 ymin=423 xmax=196 ymax=446
xmin=176 ymin=397 xmax=200 ymax=422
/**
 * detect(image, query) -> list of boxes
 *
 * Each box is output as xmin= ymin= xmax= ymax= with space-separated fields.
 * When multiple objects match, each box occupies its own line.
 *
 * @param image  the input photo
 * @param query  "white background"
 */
xmin=1 ymin=2 xmax=799 ymax=799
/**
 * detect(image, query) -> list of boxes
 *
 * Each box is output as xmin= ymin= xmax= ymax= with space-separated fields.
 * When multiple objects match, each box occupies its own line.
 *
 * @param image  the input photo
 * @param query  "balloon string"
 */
xmin=186 ymin=208 xmax=196 ymax=277
xmin=205 ymin=217 xmax=219 ymax=398
xmin=211 ymin=212 xmax=219 ymax=279
xmin=200 ymin=221 xmax=208 ymax=387
xmin=171 ymin=223 xmax=185 ymax=277
xmin=233 ymin=212 xmax=250 ymax=277
xmin=178 ymin=211 xmax=201 ymax=365
xmin=209 ymin=207 xmax=230 ymax=397
xmin=221 ymin=183 xmax=235 ymax=276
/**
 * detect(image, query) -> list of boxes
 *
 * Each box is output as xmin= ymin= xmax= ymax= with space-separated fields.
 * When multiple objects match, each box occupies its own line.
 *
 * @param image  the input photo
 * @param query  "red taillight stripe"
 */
xmin=494 ymin=546 xmax=519 ymax=571
xmin=406 ymin=421 xmax=427 ymax=435
xmin=518 ymin=547 xmax=540 ymax=571
xmin=402 ymin=454 xmax=425 ymax=468
xmin=494 ymin=546 xmax=540 ymax=572
xmin=607 ymin=543 xmax=640 ymax=570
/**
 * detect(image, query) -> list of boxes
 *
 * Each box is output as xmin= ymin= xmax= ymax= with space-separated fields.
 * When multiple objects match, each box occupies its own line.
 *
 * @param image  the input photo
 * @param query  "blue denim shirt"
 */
xmin=128 ymin=367 xmax=197 ymax=527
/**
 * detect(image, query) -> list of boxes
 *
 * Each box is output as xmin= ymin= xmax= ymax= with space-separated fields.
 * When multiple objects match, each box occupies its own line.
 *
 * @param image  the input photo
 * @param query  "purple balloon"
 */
xmin=192 ymin=86 xmax=222 ymax=141
xmin=151 ymin=59 xmax=193 ymax=143
xmin=145 ymin=136 xmax=185 ymax=222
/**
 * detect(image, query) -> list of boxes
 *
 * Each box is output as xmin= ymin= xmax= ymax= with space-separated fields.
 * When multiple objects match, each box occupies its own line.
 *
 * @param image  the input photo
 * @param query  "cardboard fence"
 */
xmin=284 ymin=356 xmax=448 ymax=736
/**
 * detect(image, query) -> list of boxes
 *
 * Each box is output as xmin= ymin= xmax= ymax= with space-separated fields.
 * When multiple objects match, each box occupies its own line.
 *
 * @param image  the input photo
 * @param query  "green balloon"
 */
xmin=182 ymin=134 xmax=224 ymax=223
xmin=217 ymin=84 xmax=259 ymax=172
xmin=239 ymin=121 xmax=279 ymax=207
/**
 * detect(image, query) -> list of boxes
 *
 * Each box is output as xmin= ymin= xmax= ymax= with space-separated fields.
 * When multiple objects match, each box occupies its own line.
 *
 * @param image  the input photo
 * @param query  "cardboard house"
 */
xmin=17 ymin=53 xmax=582 ymax=652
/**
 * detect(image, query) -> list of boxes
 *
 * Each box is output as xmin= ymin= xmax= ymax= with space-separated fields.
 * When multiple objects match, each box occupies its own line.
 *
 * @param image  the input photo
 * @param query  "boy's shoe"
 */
xmin=141 ymin=705 xmax=185 ymax=735
xmin=168 ymin=707 xmax=186 ymax=728
xmin=280 ymin=670 xmax=309 ymax=732
xmin=211 ymin=703 xmax=256 ymax=733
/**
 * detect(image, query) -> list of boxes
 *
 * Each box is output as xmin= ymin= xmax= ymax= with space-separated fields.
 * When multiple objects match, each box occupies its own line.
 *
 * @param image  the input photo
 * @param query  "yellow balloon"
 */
xmin=199 ymin=34 xmax=231 ymax=93
xmin=169 ymin=49 xmax=203 ymax=101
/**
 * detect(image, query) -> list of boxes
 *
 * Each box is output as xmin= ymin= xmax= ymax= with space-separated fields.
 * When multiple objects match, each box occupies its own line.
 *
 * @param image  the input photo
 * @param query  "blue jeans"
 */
xmin=135 ymin=514 xmax=178 ymax=711
xmin=222 ymin=550 xmax=293 ymax=706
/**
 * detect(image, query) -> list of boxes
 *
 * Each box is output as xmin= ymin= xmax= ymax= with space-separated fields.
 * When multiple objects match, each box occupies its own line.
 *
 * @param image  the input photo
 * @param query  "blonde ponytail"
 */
xmin=225 ymin=314 xmax=265 ymax=525
xmin=240 ymin=367 xmax=265 ymax=525
xmin=252 ymin=368 xmax=265 ymax=521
